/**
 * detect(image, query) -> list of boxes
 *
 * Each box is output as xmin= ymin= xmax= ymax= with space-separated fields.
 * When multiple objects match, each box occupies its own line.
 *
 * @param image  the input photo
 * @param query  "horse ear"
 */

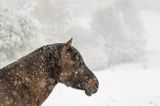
xmin=65 ymin=38 xmax=73 ymax=49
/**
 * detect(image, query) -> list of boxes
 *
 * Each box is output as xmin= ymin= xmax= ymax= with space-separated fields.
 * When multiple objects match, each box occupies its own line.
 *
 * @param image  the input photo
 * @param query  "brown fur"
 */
xmin=0 ymin=39 xmax=99 ymax=106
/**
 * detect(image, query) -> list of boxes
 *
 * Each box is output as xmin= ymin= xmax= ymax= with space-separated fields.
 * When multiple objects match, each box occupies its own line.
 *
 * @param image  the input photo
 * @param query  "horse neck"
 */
xmin=26 ymin=45 xmax=61 ymax=104
xmin=3 ymin=46 xmax=61 ymax=105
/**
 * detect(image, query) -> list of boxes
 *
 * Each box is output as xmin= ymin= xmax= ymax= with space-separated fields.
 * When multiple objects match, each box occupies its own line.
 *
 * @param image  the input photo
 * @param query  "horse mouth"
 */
xmin=84 ymin=85 xmax=98 ymax=96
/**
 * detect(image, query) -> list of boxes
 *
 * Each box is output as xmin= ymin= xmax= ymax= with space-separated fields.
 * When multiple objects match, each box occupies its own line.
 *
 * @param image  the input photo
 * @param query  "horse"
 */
xmin=0 ymin=39 xmax=99 ymax=106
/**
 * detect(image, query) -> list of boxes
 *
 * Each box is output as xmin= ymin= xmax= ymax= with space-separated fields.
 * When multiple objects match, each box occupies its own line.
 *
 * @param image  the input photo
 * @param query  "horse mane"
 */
xmin=41 ymin=44 xmax=62 ymax=82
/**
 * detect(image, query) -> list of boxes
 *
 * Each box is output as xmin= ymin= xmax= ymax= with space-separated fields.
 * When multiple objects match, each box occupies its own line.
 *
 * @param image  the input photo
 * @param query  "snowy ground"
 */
xmin=42 ymin=10 xmax=160 ymax=106
xmin=42 ymin=65 xmax=160 ymax=106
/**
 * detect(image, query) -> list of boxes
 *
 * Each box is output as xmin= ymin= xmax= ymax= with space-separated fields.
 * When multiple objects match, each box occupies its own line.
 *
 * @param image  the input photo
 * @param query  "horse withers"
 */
xmin=0 ymin=39 xmax=99 ymax=106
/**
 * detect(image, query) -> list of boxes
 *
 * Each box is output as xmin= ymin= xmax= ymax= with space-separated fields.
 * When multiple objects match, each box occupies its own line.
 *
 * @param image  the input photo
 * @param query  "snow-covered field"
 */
xmin=43 ymin=64 xmax=160 ymax=106
xmin=43 ymin=10 xmax=160 ymax=106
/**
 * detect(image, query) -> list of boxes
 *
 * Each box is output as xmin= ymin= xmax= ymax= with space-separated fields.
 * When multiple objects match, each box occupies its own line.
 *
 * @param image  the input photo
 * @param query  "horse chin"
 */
xmin=65 ymin=81 xmax=72 ymax=87
xmin=85 ymin=89 xmax=92 ymax=96
xmin=84 ymin=86 xmax=98 ymax=96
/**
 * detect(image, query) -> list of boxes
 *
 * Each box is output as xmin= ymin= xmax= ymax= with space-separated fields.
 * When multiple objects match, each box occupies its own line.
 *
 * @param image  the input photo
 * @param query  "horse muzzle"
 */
xmin=84 ymin=78 xmax=99 ymax=96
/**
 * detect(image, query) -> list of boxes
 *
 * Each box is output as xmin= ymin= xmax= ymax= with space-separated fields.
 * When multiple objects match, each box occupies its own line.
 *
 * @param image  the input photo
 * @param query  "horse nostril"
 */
xmin=91 ymin=83 xmax=98 ymax=94
xmin=96 ymin=83 xmax=98 ymax=88
xmin=92 ymin=86 xmax=98 ymax=94
xmin=93 ymin=82 xmax=99 ymax=93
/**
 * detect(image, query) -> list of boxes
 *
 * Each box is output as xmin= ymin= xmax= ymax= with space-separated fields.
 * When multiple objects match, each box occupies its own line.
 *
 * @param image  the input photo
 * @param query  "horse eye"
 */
xmin=66 ymin=49 xmax=70 ymax=53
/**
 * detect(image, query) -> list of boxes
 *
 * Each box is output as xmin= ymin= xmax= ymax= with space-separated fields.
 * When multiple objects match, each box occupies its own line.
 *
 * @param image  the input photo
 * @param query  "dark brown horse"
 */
xmin=0 ymin=39 xmax=99 ymax=106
